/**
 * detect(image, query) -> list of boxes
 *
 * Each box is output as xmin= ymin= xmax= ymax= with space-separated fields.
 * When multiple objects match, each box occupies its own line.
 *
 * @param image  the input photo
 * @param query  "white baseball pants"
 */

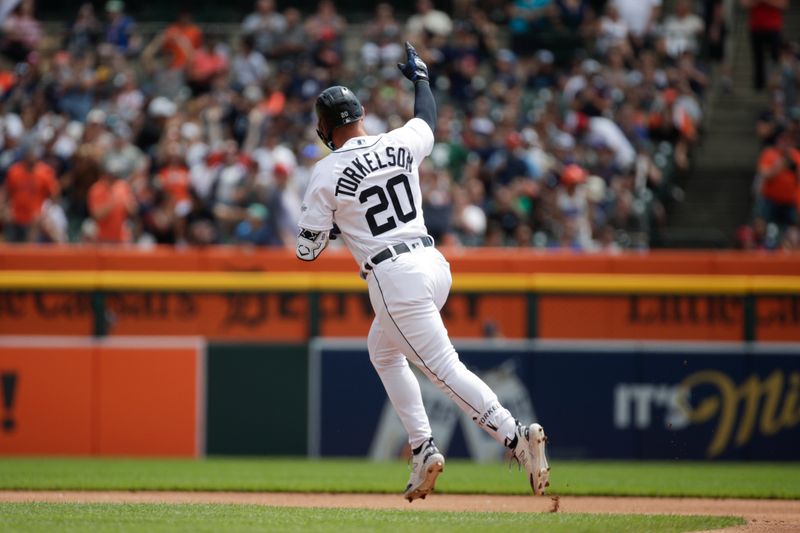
xmin=366 ymin=245 xmax=518 ymax=450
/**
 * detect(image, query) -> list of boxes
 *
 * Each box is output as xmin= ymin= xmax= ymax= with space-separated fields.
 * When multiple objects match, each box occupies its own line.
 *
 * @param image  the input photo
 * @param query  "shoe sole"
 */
xmin=404 ymin=460 xmax=444 ymax=502
xmin=529 ymin=423 xmax=550 ymax=496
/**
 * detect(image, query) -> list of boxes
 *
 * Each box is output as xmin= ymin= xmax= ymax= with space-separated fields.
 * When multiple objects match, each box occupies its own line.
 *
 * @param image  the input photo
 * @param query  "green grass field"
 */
xmin=1 ymin=458 xmax=796 ymax=532
xmin=1 ymin=457 xmax=798 ymax=499
xmin=0 ymin=503 xmax=744 ymax=533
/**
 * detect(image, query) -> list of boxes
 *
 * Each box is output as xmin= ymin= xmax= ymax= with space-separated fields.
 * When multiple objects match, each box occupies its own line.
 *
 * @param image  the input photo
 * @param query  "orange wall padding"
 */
xmin=2 ymin=245 xmax=800 ymax=275
xmin=0 ymin=341 xmax=202 ymax=456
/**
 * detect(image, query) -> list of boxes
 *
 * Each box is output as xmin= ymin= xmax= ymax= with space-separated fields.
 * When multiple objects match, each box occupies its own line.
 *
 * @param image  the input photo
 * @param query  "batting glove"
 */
xmin=397 ymin=41 xmax=429 ymax=82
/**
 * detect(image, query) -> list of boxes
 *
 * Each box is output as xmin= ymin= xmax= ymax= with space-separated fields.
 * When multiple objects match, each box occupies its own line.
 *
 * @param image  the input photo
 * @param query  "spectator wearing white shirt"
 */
xmin=231 ymin=35 xmax=270 ymax=89
xmin=661 ymin=0 xmax=705 ymax=58
xmin=611 ymin=0 xmax=661 ymax=47
xmin=566 ymin=112 xmax=636 ymax=170
xmin=597 ymin=4 xmax=631 ymax=56
xmin=406 ymin=0 xmax=453 ymax=39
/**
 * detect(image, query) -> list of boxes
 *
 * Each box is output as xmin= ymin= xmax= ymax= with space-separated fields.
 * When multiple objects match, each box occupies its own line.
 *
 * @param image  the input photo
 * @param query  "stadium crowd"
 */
xmin=738 ymin=0 xmax=800 ymax=251
xmin=0 ymin=0 xmax=717 ymax=250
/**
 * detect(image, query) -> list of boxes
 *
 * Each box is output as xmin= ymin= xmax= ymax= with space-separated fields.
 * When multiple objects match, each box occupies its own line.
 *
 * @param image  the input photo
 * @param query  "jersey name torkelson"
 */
xmin=335 ymin=146 xmax=414 ymax=197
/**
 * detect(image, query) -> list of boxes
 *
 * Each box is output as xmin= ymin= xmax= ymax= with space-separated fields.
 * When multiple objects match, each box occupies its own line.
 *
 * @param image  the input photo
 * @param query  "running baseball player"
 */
xmin=296 ymin=42 xmax=549 ymax=502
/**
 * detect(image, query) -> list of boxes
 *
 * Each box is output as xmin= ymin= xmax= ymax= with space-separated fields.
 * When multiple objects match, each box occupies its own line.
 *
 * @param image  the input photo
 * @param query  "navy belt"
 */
xmin=362 ymin=236 xmax=434 ymax=276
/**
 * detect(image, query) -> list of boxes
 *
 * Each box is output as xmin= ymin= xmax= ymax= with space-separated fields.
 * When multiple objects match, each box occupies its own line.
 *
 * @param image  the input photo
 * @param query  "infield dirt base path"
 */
xmin=1 ymin=491 xmax=798 ymax=532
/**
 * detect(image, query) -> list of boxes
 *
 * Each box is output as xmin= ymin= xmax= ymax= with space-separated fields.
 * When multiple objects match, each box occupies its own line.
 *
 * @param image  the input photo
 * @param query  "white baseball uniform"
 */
xmin=298 ymin=117 xmax=518 ymax=451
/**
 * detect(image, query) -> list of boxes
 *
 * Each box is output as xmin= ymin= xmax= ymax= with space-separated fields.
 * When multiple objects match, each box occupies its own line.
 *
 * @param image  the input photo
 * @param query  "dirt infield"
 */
xmin=1 ymin=491 xmax=799 ymax=532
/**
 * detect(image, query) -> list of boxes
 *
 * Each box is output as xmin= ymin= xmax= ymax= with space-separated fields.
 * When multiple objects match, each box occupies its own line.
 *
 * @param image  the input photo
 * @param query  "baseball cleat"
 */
xmin=512 ymin=423 xmax=550 ymax=496
xmin=404 ymin=438 xmax=445 ymax=502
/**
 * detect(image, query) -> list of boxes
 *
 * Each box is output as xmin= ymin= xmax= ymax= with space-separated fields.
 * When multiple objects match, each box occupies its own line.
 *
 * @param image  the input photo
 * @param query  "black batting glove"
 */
xmin=397 ymin=41 xmax=429 ymax=82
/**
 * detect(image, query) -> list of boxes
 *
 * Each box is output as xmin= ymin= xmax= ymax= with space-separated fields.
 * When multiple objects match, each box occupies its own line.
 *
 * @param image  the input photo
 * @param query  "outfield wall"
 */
xmin=2 ymin=336 xmax=798 ymax=460
xmin=1 ymin=247 xmax=798 ymax=458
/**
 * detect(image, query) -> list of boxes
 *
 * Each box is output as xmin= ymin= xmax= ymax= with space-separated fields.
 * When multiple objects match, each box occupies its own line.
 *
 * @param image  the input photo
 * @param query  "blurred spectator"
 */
xmin=596 ymin=4 xmax=630 ymax=56
xmin=566 ymin=111 xmax=636 ymax=170
xmin=241 ymin=0 xmax=286 ymax=59
xmin=39 ymin=198 xmax=68 ymax=243
xmin=235 ymin=202 xmax=275 ymax=245
xmin=555 ymin=164 xmax=592 ymax=249
xmin=104 ymin=122 xmax=146 ymax=185
xmin=306 ymin=0 xmax=347 ymax=72
xmin=508 ymin=0 xmax=556 ymax=57
xmin=407 ymin=0 xmax=453 ymax=40
xmin=155 ymin=142 xmax=191 ymax=213
xmin=756 ymin=95 xmax=787 ymax=146
xmin=741 ymin=0 xmax=787 ymax=91
xmin=65 ymin=2 xmax=102 ymax=58
xmin=777 ymin=41 xmax=800 ymax=109
xmin=266 ymin=162 xmax=302 ymax=244
xmin=112 ymin=70 xmax=145 ymax=123
xmin=272 ymin=7 xmax=308 ymax=62
xmin=362 ymin=3 xmax=403 ymax=71
xmin=1 ymin=145 xmax=59 ymax=242
xmin=162 ymin=11 xmax=202 ymax=70
xmin=611 ymin=0 xmax=661 ymax=48
xmin=232 ymin=36 xmax=270 ymax=89
xmin=187 ymin=37 xmax=229 ymax=96
xmin=253 ymin=131 xmax=296 ymax=189
xmin=185 ymin=189 xmax=218 ymax=245
xmin=103 ymin=0 xmax=140 ymax=56
xmin=661 ymin=0 xmax=705 ymax=58
xmin=1 ymin=0 xmax=42 ymax=63
xmin=755 ymin=128 xmax=799 ymax=226
xmin=87 ymin=158 xmax=137 ymax=243
xmin=555 ymin=0 xmax=589 ymax=32
xmin=211 ymin=140 xmax=252 ymax=239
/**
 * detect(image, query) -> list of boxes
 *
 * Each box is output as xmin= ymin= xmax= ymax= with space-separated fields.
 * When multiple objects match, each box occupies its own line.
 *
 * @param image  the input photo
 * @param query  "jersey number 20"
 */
xmin=359 ymin=174 xmax=417 ymax=236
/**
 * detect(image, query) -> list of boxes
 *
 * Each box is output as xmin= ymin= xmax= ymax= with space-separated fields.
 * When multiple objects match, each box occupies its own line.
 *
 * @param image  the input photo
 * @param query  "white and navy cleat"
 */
xmin=404 ymin=438 xmax=445 ymax=502
xmin=512 ymin=423 xmax=550 ymax=496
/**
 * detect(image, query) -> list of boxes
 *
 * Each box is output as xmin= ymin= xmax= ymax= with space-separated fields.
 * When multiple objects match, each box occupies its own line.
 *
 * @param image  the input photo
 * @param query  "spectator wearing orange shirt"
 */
xmin=88 ymin=159 xmax=137 ymax=243
xmin=1 ymin=146 xmax=59 ymax=242
xmin=155 ymin=144 xmax=192 ymax=242
xmin=156 ymin=145 xmax=191 ymax=205
xmin=756 ymin=128 xmax=800 ymax=225
xmin=187 ymin=37 xmax=228 ymax=96
xmin=162 ymin=11 xmax=202 ymax=70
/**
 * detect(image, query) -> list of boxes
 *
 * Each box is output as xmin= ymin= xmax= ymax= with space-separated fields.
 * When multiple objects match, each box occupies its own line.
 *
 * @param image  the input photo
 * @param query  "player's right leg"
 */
xmin=367 ymin=255 xmax=518 ymax=446
xmin=368 ymin=318 xmax=444 ymax=502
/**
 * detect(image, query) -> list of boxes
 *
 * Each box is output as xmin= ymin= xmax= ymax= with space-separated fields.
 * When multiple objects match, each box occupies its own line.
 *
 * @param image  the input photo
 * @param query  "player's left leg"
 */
xmin=367 ymin=318 xmax=433 ymax=450
xmin=367 ymin=251 xmax=518 ymax=447
xmin=368 ymin=317 xmax=444 ymax=501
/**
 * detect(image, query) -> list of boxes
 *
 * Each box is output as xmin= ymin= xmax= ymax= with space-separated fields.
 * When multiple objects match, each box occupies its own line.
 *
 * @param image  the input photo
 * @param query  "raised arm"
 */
xmin=398 ymin=41 xmax=436 ymax=132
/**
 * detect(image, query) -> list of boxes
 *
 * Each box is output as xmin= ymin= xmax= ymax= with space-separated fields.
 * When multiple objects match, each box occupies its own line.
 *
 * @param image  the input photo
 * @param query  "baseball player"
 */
xmin=296 ymin=42 xmax=549 ymax=502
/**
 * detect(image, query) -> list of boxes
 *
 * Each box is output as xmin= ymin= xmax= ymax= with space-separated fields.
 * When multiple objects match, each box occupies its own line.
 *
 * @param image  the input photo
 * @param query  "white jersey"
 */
xmin=298 ymin=117 xmax=434 ymax=266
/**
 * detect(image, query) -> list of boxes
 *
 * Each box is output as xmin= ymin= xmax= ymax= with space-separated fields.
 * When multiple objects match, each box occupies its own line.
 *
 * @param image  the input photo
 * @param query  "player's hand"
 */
xmin=329 ymin=223 xmax=341 ymax=240
xmin=397 ymin=41 xmax=429 ymax=82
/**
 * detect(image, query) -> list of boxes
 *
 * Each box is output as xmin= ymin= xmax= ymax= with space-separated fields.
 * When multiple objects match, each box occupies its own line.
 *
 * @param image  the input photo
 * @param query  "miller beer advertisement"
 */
xmin=310 ymin=340 xmax=800 ymax=460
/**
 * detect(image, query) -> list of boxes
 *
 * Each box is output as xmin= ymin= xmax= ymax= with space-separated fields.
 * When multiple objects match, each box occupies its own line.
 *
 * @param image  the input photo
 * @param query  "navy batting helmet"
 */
xmin=315 ymin=86 xmax=363 ymax=150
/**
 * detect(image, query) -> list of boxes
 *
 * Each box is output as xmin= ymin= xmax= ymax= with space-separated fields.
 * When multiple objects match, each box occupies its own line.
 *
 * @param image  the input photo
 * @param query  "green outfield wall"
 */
xmin=206 ymin=343 xmax=308 ymax=455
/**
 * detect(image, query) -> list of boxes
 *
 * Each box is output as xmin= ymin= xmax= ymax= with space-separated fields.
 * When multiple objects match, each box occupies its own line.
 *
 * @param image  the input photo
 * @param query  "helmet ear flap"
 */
xmin=316 ymin=127 xmax=336 ymax=151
